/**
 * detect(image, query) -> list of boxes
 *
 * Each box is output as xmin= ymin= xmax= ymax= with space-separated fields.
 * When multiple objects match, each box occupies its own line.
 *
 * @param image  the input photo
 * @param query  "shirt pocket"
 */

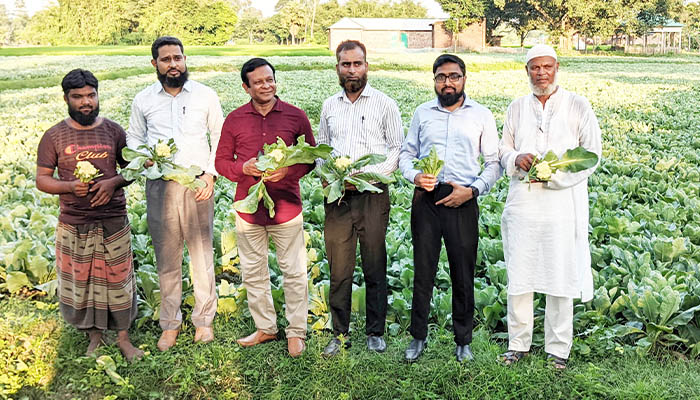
xmin=361 ymin=114 xmax=382 ymax=140
xmin=181 ymin=103 xmax=208 ymax=137
xmin=452 ymin=120 xmax=481 ymax=159
xmin=325 ymin=115 xmax=344 ymax=140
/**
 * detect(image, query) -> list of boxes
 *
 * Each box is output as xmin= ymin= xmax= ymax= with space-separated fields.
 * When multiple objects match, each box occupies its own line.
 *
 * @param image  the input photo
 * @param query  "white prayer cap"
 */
xmin=525 ymin=44 xmax=558 ymax=65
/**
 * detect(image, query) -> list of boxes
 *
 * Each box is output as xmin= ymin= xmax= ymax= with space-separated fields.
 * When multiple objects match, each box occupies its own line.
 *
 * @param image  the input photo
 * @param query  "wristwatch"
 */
xmin=469 ymin=186 xmax=479 ymax=198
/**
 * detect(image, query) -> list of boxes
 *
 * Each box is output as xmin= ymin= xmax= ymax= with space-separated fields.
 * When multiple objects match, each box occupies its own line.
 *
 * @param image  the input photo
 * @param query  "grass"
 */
xmin=2 ymin=298 xmax=699 ymax=399
xmin=0 ymin=45 xmax=333 ymax=57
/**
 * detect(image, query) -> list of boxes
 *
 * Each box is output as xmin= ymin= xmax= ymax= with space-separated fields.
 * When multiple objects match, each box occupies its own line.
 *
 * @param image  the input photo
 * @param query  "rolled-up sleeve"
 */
xmin=205 ymin=93 xmax=224 ymax=176
xmin=399 ymin=109 xmax=422 ymax=185
xmin=215 ymin=116 xmax=245 ymax=182
xmin=126 ymin=96 xmax=147 ymax=151
xmin=472 ymin=110 xmax=502 ymax=195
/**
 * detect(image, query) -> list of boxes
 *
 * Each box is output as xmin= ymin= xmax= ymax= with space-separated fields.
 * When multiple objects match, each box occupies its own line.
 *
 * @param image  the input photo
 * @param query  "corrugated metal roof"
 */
xmin=663 ymin=19 xmax=683 ymax=28
xmin=329 ymin=17 xmax=443 ymax=31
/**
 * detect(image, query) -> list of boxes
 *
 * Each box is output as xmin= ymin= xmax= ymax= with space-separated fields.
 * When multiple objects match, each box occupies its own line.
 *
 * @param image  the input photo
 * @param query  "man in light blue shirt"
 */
xmin=399 ymin=54 xmax=501 ymax=362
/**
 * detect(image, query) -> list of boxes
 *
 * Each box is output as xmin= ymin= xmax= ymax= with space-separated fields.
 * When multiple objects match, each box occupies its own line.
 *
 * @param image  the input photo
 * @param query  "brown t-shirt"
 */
xmin=37 ymin=118 xmax=129 ymax=225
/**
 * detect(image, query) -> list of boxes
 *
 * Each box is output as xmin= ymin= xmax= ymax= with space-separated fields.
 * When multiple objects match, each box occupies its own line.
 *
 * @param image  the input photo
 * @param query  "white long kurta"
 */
xmin=499 ymin=88 xmax=602 ymax=302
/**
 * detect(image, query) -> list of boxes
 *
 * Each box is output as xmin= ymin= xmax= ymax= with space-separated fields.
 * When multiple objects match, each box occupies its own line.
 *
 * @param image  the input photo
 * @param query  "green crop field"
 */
xmin=0 ymin=50 xmax=699 ymax=399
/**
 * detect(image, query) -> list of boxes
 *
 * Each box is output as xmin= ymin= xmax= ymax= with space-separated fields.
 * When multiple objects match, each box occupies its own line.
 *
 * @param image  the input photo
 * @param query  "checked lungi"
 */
xmin=55 ymin=216 xmax=137 ymax=331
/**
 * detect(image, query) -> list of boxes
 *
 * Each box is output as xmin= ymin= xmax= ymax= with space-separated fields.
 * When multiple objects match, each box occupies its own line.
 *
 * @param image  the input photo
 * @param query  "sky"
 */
xmin=4 ymin=0 xmax=449 ymax=18
xmin=2 ymin=0 xmax=54 ymax=16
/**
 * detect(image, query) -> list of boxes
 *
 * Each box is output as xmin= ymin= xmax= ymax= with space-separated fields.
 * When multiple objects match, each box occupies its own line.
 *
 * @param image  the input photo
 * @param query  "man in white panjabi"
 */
xmin=498 ymin=44 xmax=602 ymax=369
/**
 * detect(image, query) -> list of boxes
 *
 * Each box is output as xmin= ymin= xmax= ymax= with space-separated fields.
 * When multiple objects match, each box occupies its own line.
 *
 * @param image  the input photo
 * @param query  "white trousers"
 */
xmin=235 ymin=213 xmax=308 ymax=339
xmin=507 ymin=292 xmax=573 ymax=359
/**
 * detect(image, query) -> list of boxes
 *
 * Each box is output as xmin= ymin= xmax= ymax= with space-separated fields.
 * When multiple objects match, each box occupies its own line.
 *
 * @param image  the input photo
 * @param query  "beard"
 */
xmin=68 ymin=104 xmax=99 ymax=126
xmin=339 ymin=73 xmax=367 ymax=94
xmin=157 ymin=67 xmax=189 ymax=88
xmin=530 ymin=74 xmax=558 ymax=97
xmin=435 ymin=87 xmax=464 ymax=107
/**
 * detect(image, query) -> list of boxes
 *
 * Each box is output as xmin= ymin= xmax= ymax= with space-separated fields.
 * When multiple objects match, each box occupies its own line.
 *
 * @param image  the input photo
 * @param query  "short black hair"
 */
xmin=151 ymin=36 xmax=184 ymax=60
xmin=61 ymin=69 xmax=98 ymax=95
xmin=433 ymin=54 xmax=466 ymax=76
xmin=241 ymin=58 xmax=276 ymax=87
xmin=335 ymin=40 xmax=367 ymax=62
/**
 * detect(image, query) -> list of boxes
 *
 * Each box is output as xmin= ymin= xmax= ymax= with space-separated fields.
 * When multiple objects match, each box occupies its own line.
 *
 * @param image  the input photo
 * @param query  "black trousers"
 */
xmin=408 ymin=185 xmax=479 ymax=345
xmin=324 ymin=185 xmax=390 ymax=336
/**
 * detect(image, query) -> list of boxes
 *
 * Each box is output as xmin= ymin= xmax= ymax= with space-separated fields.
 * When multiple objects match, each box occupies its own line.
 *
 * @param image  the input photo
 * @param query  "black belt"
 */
xmin=345 ymin=182 xmax=388 ymax=196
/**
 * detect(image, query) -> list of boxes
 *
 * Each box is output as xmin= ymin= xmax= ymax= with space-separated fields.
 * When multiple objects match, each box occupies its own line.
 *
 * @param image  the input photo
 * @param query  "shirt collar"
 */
xmin=154 ymin=79 xmax=192 ymax=96
xmin=244 ymin=96 xmax=283 ymax=115
xmin=337 ymin=82 xmax=374 ymax=103
xmin=430 ymin=93 xmax=473 ymax=112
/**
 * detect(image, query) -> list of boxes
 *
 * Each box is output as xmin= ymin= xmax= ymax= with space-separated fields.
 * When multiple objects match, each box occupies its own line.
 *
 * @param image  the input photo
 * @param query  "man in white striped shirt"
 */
xmin=318 ymin=40 xmax=403 ymax=356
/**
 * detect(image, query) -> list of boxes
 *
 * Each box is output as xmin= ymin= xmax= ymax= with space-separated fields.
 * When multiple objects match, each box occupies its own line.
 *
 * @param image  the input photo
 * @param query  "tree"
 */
xmin=680 ymin=2 xmax=700 ymax=50
xmin=7 ymin=0 xmax=29 ymax=44
xmin=278 ymin=0 xmax=305 ymax=44
xmin=0 ymin=5 xmax=11 ymax=45
xmin=310 ymin=0 xmax=343 ymax=45
xmin=566 ymin=0 xmax=623 ymax=50
xmin=436 ymin=0 xmax=485 ymax=51
xmin=519 ymin=0 xmax=682 ymax=52
xmin=390 ymin=0 xmax=428 ymax=18
xmin=18 ymin=0 xmax=237 ymax=46
xmin=632 ymin=0 xmax=682 ymax=52
xmin=234 ymin=7 xmax=264 ymax=44
xmin=485 ymin=0 xmax=540 ymax=47
xmin=307 ymin=0 xmax=320 ymax=43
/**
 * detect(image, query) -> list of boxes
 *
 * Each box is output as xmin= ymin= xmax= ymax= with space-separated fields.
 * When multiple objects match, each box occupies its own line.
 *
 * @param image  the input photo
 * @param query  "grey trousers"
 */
xmin=146 ymin=179 xmax=217 ymax=331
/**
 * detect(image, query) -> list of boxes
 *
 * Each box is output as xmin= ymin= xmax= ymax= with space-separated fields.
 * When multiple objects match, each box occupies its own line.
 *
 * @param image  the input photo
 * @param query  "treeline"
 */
xmin=441 ymin=0 xmax=691 ymax=50
xmin=235 ymin=0 xmax=427 ymax=45
xmin=2 ymin=0 xmax=427 ymax=46
xmin=6 ymin=0 xmax=699 ymax=50
xmin=13 ymin=0 xmax=237 ymax=46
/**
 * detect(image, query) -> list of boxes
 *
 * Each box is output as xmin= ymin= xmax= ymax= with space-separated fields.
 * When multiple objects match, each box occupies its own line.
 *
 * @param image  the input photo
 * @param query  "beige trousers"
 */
xmin=146 ymin=180 xmax=217 ymax=331
xmin=507 ymin=292 xmax=573 ymax=359
xmin=235 ymin=213 xmax=308 ymax=339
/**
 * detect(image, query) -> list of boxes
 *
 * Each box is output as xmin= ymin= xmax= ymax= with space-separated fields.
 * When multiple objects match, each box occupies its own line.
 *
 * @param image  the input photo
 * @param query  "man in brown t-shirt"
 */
xmin=35 ymin=69 xmax=143 ymax=362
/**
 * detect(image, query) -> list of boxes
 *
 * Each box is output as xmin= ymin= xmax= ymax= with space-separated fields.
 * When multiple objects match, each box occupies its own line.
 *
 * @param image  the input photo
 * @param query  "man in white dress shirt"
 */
xmin=127 ymin=36 xmax=224 ymax=351
xmin=498 ymin=44 xmax=602 ymax=369
xmin=317 ymin=40 xmax=403 ymax=356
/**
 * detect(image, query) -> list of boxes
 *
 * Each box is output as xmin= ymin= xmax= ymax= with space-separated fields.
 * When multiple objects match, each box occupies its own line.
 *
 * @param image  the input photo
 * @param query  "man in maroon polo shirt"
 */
xmin=215 ymin=58 xmax=315 ymax=357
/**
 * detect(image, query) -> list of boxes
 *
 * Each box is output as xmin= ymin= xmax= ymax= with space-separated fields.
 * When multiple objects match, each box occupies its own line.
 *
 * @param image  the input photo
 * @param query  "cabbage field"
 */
xmin=0 ymin=51 xmax=699 ymax=398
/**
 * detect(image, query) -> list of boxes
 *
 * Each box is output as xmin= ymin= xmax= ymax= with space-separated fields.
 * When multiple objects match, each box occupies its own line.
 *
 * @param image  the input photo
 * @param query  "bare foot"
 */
xmin=117 ymin=330 xmax=144 ymax=362
xmin=86 ymin=330 xmax=104 ymax=356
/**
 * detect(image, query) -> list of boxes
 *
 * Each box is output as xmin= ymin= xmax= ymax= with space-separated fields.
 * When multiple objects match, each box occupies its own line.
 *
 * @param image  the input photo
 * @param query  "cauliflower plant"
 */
xmin=535 ymin=161 xmax=553 ymax=181
xmin=155 ymin=140 xmax=172 ymax=158
xmin=74 ymin=161 xmax=101 ymax=183
xmin=268 ymin=149 xmax=285 ymax=162
xmin=334 ymin=156 xmax=352 ymax=170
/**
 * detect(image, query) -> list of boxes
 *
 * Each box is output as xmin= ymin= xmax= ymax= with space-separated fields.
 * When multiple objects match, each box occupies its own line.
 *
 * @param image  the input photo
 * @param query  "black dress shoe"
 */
xmin=404 ymin=338 xmax=426 ymax=362
xmin=322 ymin=337 xmax=350 ymax=357
xmin=455 ymin=344 xmax=474 ymax=362
xmin=367 ymin=335 xmax=386 ymax=353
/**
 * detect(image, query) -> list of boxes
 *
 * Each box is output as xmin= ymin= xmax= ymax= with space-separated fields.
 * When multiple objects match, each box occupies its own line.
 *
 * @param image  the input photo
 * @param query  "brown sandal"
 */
xmin=547 ymin=353 xmax=567 ymax=370
xmin=500 ymin=350 xmax=528 ymax=365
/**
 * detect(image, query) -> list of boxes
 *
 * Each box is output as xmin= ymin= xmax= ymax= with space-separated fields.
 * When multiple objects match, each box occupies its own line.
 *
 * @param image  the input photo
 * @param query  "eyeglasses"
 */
xmin=434 ymin=73 xmax=463 ymax=83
